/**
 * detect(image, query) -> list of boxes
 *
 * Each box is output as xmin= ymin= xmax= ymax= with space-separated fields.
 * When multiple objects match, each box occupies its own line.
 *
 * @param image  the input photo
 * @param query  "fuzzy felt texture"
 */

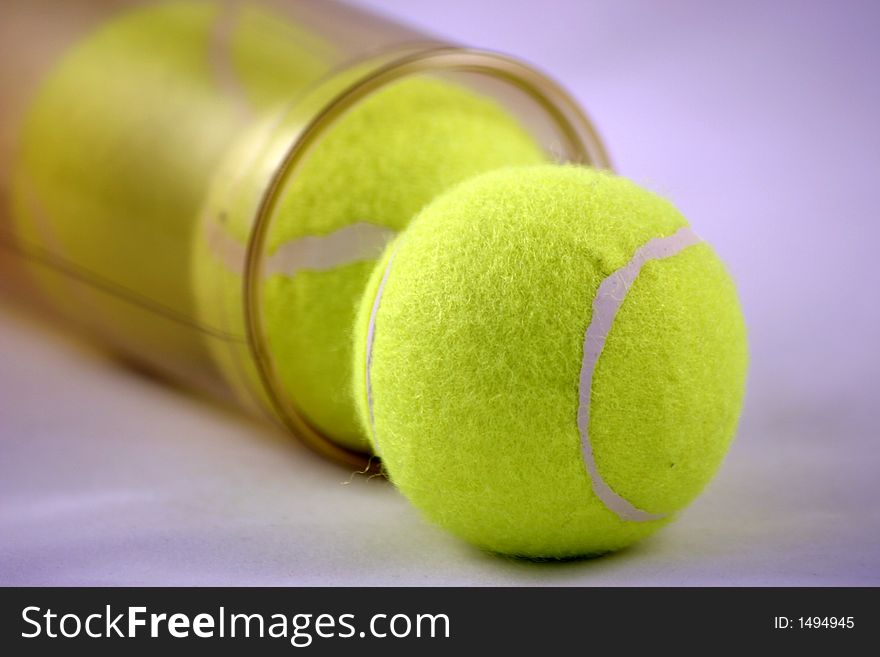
xmin=262 ymin=78 xmax=546 ymax=450
xmin=353 ymin=165 xmax=748 ymax=558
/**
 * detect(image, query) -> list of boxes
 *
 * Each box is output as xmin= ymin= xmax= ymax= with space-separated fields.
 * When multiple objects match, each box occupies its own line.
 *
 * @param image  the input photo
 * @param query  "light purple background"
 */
xmin=1 ymin=0 xmax=879 ymax=585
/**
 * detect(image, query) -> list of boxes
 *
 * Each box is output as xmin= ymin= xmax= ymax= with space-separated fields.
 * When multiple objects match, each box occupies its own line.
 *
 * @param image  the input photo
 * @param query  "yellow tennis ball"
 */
xmin=13 ymin=0 xmax=545 ymax=457
xmin=265 ymin=78 xmax=547 ymax=451
xmin=354 ymin=165 xmax=748 ymax=558
xmin=11 ymin=1 xmax=334 ymax=372
xmin=196 ymin=77 xmax=547 ymax=451
xmin=12 ymin=1 xmax=237 ymax=363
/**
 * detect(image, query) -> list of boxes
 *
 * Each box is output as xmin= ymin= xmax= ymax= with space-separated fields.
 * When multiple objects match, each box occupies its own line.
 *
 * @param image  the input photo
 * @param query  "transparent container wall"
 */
xmin=0 ymin=0 xmax=610 ymax=465
xmin=0 ymin=0 xmax=437 ymax=404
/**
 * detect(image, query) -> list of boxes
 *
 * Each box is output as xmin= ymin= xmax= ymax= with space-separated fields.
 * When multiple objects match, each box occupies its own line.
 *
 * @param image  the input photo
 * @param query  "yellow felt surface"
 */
xmin=354 ymin=166 xmax=747 ymax=557
xmin=262 ymin=78 xmax=546 ymax=450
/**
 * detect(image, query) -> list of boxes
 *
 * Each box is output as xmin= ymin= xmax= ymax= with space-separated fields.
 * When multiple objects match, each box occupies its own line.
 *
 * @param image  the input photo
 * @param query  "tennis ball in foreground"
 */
xmin=354 ymin=165 xmax=747 ymax=558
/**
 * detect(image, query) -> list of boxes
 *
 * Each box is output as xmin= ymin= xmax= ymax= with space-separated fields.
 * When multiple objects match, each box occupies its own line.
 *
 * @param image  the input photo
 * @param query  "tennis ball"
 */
xmin=12 ymin=1 xmax=233 ymax=364
xmin=12 ymin=1 xmax=334 ymax=374
xmin=265 ymin=78 xmax=547 ymax=451
xmin=196 ymin=76 xmax=547 ymax=451
xmin=354 ymin=165 xmax=748 ymax=558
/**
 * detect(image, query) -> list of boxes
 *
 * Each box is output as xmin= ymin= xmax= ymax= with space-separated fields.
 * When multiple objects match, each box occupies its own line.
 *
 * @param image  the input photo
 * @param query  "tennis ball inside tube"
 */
xmin=196 ymin=77 xmax=546 ymax=452
xmin=11 ymin=1 xmax=333 ymax=366
xmin=355 ymin=165 xmax=748 ymax=558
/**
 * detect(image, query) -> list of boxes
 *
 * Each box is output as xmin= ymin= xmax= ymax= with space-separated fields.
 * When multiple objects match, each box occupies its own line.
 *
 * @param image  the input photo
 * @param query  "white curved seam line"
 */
xmin=263 ymin=223 xmax=396 ymax=277
xmin=577 ymin=226 xmax=702 ymax=522
xmin=209 ymin=1 xmax=254 ymax=124
xmin=364 ymin=246 xmax=400 ymax=456
xmin=204 ymin=215 xmax=248 ymax=273
xmin=204 ymin=221 xmax=396 ymax=277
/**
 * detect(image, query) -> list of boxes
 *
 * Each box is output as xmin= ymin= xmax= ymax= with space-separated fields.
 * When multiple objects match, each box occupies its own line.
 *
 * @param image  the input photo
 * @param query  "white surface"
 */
xmin=2 ymin=0 xmax=879 ymax=585
xmin=0 ymin=309 xmax=876 ymax=586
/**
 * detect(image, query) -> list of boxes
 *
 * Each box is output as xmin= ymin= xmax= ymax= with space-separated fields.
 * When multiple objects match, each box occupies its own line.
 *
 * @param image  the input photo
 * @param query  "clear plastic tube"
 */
xmin=0 ymin=0 xmax=611 ymax=467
